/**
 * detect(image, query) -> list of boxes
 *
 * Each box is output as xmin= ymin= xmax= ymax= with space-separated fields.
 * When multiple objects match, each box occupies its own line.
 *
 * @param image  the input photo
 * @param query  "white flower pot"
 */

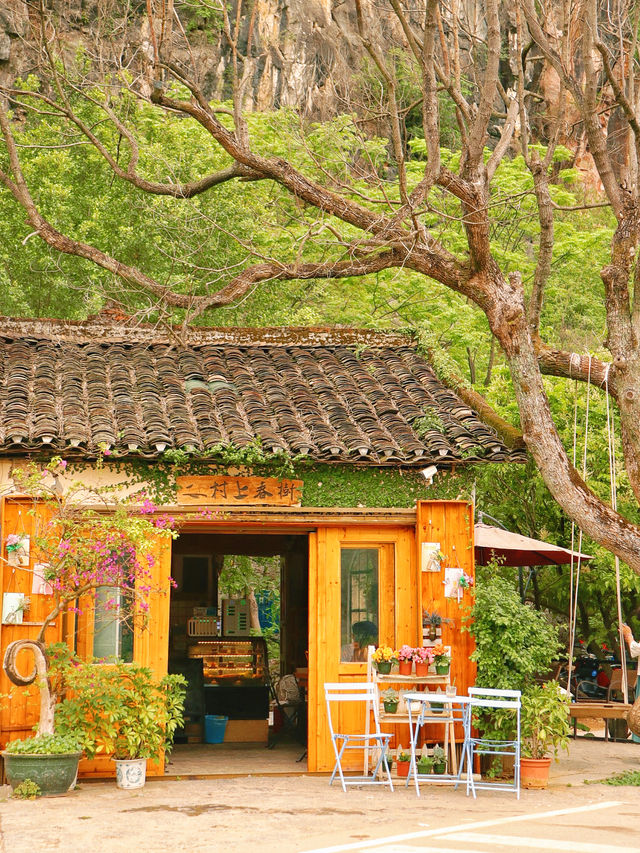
xmin=114 ymin=758 xmax=147 ymax=790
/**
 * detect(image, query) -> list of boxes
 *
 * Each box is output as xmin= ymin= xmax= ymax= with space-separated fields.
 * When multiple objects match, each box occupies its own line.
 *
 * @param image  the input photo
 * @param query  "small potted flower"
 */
xmin=397 ymin=644 xmax=414 ymax=676
xmin=432 ymin=642 xmax=451 ymax=675
xmin=416 ymin=754 xmax=434 ymax=775
xmin=413 ymin=646 xmax=434 ymax=677
xmin=382 ymin=687 xmax=399 ymax=714
xmin=422 ymin=609 xmax=452 ymax=642
xmin=432 ymin=744 xmax=447 ymax=774
xmin=371 ymin=646 xmax=397 ymax=675
xmin=396 ymin=750 xmax=411 ymax=778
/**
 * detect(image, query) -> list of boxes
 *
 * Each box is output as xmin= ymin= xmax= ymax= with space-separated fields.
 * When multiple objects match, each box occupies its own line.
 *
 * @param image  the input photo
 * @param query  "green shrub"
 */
xmin=11 ymin=779 xmax=41 ymax=799
xmin=5 ymin=733 xmax=80 ymax=755
xmin=465 ymin=575 xmax=561 ymax=690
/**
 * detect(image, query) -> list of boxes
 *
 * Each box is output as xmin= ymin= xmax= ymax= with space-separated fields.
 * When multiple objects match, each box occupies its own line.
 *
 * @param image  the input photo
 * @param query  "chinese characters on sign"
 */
xmin=176 ymin=475 xmax=303 ymax=507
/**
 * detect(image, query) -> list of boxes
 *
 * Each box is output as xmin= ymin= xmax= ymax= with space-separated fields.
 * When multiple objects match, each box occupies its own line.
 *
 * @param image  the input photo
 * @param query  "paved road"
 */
xmin=1 ymin=739 xmax=638 ymax=852
xmin=1 ymin=775 xmax=638 ymax=853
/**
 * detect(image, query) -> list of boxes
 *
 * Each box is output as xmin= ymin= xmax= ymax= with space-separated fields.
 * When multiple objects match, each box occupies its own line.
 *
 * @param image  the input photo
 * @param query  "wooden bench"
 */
xmin=569 ymin=702 xmax=632 ymax=741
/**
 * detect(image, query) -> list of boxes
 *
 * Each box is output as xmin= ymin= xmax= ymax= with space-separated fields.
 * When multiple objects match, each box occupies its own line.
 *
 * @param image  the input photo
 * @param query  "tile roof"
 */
xmin=0 ymin=314 xmax=526 ymax=466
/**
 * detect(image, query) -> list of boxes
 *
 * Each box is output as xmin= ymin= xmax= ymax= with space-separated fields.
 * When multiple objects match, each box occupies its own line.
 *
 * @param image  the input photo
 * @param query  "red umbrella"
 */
xmin=474 ymin=523 xmax=592 ymax=567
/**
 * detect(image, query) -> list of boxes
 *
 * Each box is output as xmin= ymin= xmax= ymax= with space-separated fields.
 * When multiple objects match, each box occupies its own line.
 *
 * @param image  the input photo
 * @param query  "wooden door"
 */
xmin=308 ymin=524 xmax=416 ymax=772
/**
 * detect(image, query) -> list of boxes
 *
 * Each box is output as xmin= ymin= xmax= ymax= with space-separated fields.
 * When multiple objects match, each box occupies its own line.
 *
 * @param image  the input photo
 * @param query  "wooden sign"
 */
xmin=176 ymin=475 xmax=303 ymax=506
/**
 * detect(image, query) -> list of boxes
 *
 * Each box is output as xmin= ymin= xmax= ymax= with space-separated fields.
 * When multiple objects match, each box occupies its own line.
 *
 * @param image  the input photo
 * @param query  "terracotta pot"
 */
xmin=396 ymin=760 xmax=410 ymax=778
xmin=415 ymin=661 xmax=430 ymax=677
xmin=398 ymin=660 xmax=413 ymax=676
xmin=520 ymin=756 xmax=551 ymax=789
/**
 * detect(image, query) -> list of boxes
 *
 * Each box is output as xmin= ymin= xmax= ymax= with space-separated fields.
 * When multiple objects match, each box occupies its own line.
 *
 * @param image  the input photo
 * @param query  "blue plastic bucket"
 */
xmin=204 ymin=715 xmax=228 ymax=744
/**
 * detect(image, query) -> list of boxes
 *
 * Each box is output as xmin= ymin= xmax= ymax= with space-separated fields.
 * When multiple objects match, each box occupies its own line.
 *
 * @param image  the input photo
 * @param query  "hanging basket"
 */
xmin=626 ymin=696 xmax=640 ymax=737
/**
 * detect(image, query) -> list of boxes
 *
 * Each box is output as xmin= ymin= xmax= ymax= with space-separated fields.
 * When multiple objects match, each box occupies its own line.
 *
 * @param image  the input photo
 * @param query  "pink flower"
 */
xmin=397 ymin=644 xmax=414 ymax=662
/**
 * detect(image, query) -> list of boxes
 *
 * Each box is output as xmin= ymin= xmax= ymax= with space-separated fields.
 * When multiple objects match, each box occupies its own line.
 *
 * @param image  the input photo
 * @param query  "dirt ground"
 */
xmin=0 ymin=737 xmax=638 ymax=853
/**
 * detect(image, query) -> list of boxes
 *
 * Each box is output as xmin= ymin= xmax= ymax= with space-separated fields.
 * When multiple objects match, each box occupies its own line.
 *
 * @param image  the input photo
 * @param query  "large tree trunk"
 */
xmin=489 ymin=275 xmax=640 ymax=573
xmin=3 ymin=640 xmax=56 ymax=735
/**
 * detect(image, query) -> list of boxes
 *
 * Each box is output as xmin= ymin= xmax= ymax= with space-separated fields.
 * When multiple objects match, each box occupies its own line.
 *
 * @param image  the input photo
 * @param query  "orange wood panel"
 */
xmin=0 ymin=498 xmax=62 ymax=745
xmin=417 ymin=500 xmax=476 ymax=742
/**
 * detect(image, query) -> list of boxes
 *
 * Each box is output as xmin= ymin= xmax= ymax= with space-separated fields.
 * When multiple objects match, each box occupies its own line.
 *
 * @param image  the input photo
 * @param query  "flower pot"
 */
xmin=416 ymin=762 xmax=433 ymax=776
xmin=2 ymin=751 xmax=81 ymax=796
xmin=396 ymin=760 xmax=410 ymax=778
xmin=114 ymin=757 xmax=147 ymax=790
xmin=398 ymin=660 xmax=413 ymax=676
xmin=433 ymin=762 xmax=447 ymax=775
xmin=435 ymin=662 xmax=450 ymax=675
xmin=383 ymin=700 xmax=399 ymax=714
xmin=376 ymin=661 xmax=392 ymax=675
xmin=415 ymin=661 xmax=430 ymax=677
xmin=520 ymin=756 xmax=551 ymax=789
xmin=427 ymin=626 xmax=437 ymax=641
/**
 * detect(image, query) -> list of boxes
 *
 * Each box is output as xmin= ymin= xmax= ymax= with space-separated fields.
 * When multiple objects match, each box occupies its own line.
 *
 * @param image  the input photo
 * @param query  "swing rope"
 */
xmin=605 ymin=366 xmax=629 ymax=703
xmin=567 ymin=356 xmax=591 ymax=695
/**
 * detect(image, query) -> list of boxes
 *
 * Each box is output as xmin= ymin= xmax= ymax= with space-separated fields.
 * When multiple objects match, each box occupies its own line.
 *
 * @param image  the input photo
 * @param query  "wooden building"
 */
xmin=0 ymin=315 xmax=524 ymax=775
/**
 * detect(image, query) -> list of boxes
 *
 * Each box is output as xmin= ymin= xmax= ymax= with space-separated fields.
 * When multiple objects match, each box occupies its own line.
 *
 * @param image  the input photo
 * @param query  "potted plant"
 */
xmin=372 ymin=646 xmax=397 ymax=675
xmin=520 ymin=681 xmax=570 ymax=789
xmin=432 ymin=642 xmax=451 ymax=675
xmin=432 ymin=744 xmax=447 ymax=774
xmin=1 ymin=733 xmax=82 ymax=797
xmin=382 ymin=687 xmax=399 ymax=714
xmin=54 ymin=655 xmax=186 ymax=790
xmin=416 ymin=754 xmax=433 ymax=775
xmin=397 ymin=644 xmax=414 ymax=676
xmin=396 ymin=750 xmax=411 ymax=778
xmin=422 ymin=609 xmax=452 ymax=642
xmin=413 ymin=645 xmax=434 ymax=677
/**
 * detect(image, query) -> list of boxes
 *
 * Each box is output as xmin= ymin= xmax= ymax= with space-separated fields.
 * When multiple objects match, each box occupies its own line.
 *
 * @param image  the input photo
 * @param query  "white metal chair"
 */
xmin=324 ymin=682 xmax=394 ymax=792
xmin=460 ymin=687 xmax=521 ymax=799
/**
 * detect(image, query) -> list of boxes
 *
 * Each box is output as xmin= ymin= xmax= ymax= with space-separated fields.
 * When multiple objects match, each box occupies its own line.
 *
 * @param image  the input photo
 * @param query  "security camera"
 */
xmin=421 ymin=465 xmax=438 ymax=484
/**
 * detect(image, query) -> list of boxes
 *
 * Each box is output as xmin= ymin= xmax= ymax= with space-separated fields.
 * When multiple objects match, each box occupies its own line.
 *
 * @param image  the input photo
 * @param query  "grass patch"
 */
xmin=585 ymin=770 xmax=640 ymax=786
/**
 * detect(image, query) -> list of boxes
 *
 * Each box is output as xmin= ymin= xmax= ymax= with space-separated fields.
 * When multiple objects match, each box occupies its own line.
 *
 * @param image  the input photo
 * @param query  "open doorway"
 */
xmin=167 ymin=530 xmax=309 ymax=769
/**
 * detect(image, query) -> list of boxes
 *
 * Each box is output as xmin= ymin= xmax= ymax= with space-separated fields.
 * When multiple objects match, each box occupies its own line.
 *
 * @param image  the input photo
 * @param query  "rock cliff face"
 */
xmin=0 ymin=0 xmax=400 ymax=116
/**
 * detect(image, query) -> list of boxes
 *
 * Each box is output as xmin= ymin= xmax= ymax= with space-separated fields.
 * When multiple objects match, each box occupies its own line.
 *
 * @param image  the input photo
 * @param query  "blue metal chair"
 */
xmin=460 ymin=687 xmax=521 ymax=799
xmin=324 ymin=682 xmax=394 ymax=792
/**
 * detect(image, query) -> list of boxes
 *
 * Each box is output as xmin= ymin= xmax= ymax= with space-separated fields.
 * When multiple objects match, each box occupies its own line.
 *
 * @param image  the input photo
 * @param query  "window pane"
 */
xmin=92 ymin=587 xmax=133 ymax=662
xmin=340 ymin=548 xmax=379 ymax=662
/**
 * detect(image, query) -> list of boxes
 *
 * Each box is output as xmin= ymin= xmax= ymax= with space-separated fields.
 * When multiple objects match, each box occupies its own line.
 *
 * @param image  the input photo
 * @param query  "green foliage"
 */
xmin=466 ymin=575 xmax=561 ymax=690
xmin=520 ymin=681 xmax=571 ymax=759
xmin=11 ymin=779 xmax=42 ymax=799
xmin=52 ymin=656 xmax=186 ymax=760
xmin=5 ymin=733 xmax=80 ymax=755
xmin=586 ymin=770 xmax=640 ymax=785
xmin=431 ymin=745 xmax=447 ymax=769
xmin=416 ymin=755 xmax=434 ymax=773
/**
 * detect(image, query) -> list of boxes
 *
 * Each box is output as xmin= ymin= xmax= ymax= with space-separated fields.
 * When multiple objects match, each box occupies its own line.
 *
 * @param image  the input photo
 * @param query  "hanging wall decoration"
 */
xmin=443 ymin=568 xmax=474 ymax=602
xmin=32 ymin=564 xmax=54 ymax=596
xmin=2 ymin=592 xmax=27 ymax=624
xmin=5 ymin=534 xmax=30 ymax=567
xmin=421 ymin=542 xmax=443 ymax=573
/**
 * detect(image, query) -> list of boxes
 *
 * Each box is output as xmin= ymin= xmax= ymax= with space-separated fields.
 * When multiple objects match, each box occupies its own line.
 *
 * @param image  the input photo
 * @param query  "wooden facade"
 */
xmin=0 ymin=496 xmax=474 ymax=776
